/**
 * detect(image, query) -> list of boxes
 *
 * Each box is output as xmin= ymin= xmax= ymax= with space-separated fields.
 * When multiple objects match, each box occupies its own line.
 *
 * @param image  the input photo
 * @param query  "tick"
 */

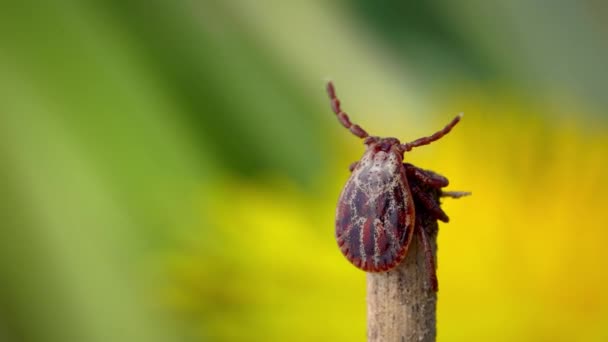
xmin=328 ymin=81 xmax=468 ymax=291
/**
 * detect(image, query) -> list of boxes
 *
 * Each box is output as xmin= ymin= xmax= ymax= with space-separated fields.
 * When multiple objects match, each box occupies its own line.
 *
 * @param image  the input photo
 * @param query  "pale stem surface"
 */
xmin=366 ymin=225 xmax=438 ymax=341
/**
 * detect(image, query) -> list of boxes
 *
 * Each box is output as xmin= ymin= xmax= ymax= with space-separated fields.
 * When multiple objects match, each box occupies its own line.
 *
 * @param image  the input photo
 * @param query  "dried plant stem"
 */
xmin=366 ymin=214 xmax=438 ymax=341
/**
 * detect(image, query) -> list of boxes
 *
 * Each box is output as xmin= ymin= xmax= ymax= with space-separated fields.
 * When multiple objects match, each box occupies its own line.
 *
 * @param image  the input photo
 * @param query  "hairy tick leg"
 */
xmin=326 ymin=81 xmax=370 ymax=139
xmin=401 ymin=113 xmax=462 ymax=151
xmin=441 ymin=191 xmax=471 ymax=199
xmin=349 ymin=161 xmax=359 ymax=172
xmin=411 ymin=185 xmax=449 ymax=222
xmin=404 ymin=163 xmax=449 ymax=188
xmin=417 ymin=225 xmax=438 ymax=292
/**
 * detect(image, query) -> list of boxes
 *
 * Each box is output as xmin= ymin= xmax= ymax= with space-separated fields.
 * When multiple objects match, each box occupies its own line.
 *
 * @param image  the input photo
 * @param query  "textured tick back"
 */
xmin=335 ymin=148 xmax=414 ymax=272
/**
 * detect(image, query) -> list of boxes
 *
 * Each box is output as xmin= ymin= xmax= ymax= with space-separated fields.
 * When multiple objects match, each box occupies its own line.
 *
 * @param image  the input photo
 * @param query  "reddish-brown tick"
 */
xmin=327 ymin=81 xmax=468 ymax=291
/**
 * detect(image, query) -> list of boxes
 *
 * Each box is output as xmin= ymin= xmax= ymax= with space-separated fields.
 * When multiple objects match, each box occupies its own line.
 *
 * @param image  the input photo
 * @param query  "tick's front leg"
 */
xmin=404 ymin=163 xmax=448 ymax=188
xmin=349 ymin=161 xmax=359 ymax=172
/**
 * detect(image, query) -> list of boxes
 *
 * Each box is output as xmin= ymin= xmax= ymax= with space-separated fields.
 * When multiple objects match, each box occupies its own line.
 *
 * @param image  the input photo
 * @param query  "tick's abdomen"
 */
xmin=335 ymin=150 xmax=415 ymax=272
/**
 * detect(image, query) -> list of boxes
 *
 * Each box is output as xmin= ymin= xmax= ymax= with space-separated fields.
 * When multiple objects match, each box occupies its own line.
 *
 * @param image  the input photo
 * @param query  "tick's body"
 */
xmin=327 ymin=81 xmax=468 ymax=291
xmin=336 ymin=138 xmax=414 ymax=272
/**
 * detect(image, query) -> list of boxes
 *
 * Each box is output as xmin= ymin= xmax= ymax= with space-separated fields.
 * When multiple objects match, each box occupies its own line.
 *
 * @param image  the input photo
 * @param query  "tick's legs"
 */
xmin=405 ymin=163 xmax=470 ymax=201
xmin=411 ymin=185 xmax=449 ymax=222
xmin=349 ymin=161 xmax=359 ymax=172
xmin=404 ymin=163 xmax=449 ymax=188
xmin=401 ymin=113 xmax=462 ymax=152
xmin=441 ymin=190 xmax=471 ymax=198
xmin=326 ymin=81 xmax=369 ymax=139
xmin=417 ymin=224 xmax=438 ymax=292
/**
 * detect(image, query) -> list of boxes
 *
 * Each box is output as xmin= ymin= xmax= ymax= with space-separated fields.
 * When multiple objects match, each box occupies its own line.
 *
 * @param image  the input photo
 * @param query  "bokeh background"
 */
xmin=1 ymin=1 xmax=607 ymax=341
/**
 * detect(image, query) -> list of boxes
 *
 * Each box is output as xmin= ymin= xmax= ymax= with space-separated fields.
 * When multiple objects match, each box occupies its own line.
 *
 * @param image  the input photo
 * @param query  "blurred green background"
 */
xmin=1 ymin=1 xmax=608 ymax=341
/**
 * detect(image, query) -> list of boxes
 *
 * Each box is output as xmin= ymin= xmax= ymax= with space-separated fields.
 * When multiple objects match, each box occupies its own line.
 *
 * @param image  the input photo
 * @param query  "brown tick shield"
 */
xmin=327 ymin=81 xmax=468 ymax=291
